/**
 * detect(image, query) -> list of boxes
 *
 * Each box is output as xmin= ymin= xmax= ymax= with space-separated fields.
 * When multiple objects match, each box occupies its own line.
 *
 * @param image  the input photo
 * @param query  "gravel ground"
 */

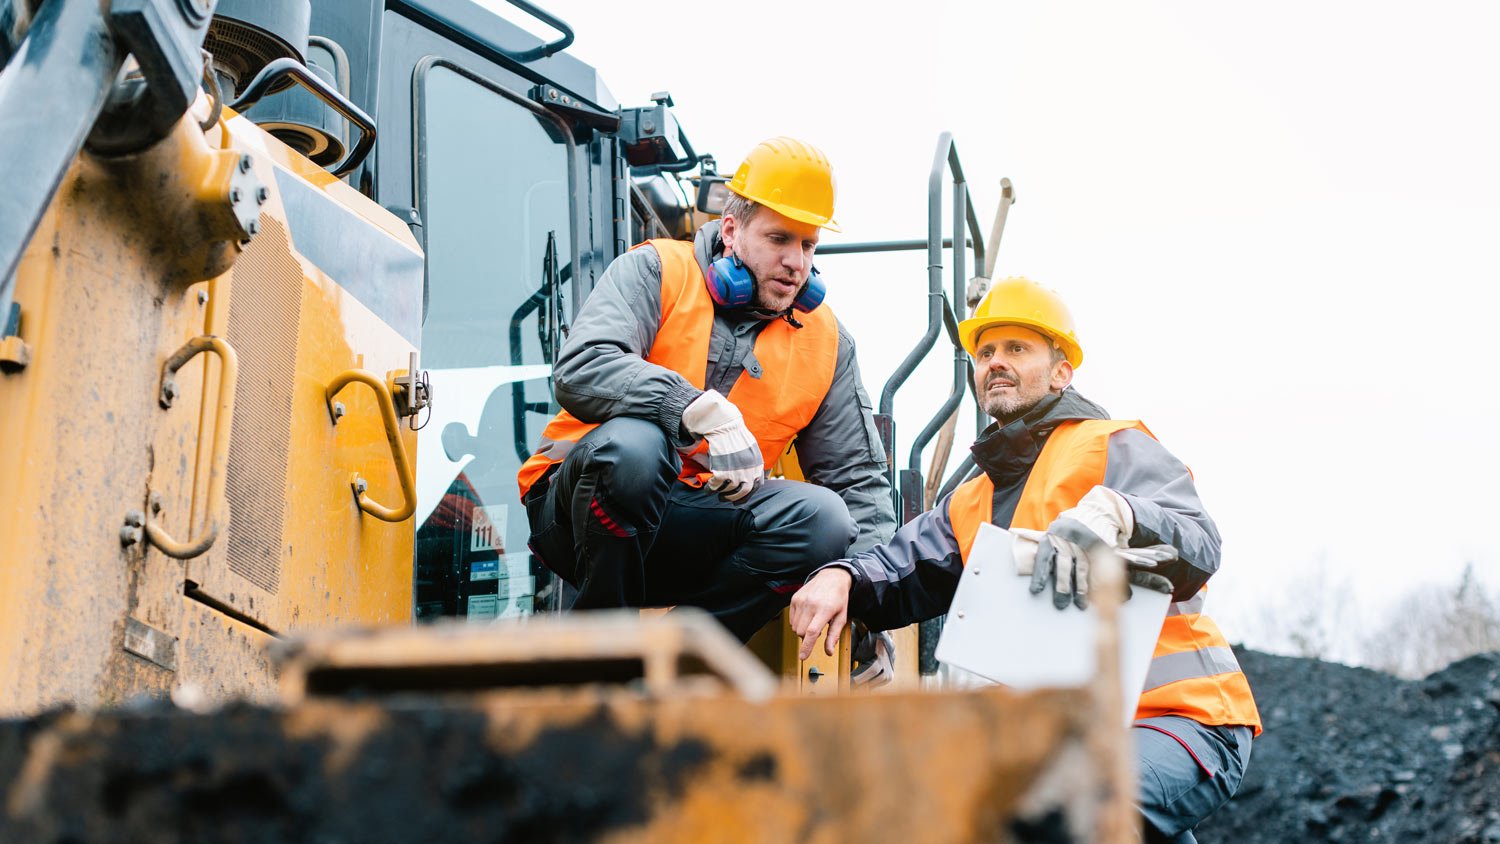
xmin=1196 ymin=648 xmax=1500 ymax=843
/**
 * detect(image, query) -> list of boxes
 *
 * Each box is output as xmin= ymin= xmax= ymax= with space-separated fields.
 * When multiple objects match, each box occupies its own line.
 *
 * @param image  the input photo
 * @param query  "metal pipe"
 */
xmin=906 ymin=295 xmax=968 ymax=473
xmin=936 ymin=454 xmax=979 ymax=502
xmin=811 ymin=237 xmax=972 ymax=256
xmin=0 ymin=0 xmax=122 ymax=321
xmin=878 ymin=132 xmax=955 ymax=419
xmin=502 ymin=0 xmax=575 ymax=62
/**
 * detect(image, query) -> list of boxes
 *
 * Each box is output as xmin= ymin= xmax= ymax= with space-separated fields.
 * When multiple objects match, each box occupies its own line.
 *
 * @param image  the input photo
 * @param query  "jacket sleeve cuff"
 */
xmin=807 ymin=560 xmax=860 ymax=583
xmin=1118 ymin=491 xmax=1213 ymax=600
xmin=658 ymin=385 xmax=704 ymax=447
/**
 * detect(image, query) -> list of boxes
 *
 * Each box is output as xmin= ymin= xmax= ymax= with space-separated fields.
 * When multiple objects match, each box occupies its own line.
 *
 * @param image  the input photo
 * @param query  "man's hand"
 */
xmin=1119 ymin=544 xmax=1177 ymax=599
xmin=681 ymin=389 xmax=764 ymax=502
xmin=790 ymin=567 xmax=853 ymax=660
xmin=1030 ymin=486 xmax=1135 ymax=610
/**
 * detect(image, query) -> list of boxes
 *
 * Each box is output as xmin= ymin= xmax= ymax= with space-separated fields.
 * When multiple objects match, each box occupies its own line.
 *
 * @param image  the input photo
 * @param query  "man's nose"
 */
xmin=781 ymin=247 xmax=806 ymax=273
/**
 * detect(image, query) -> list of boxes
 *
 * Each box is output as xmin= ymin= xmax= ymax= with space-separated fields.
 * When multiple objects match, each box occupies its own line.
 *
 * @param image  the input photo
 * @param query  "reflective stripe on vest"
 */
xmin=516 ymin=238 xmax=839 ymax=498
xmin=947 ymin=419 xmax=1262 ymax=734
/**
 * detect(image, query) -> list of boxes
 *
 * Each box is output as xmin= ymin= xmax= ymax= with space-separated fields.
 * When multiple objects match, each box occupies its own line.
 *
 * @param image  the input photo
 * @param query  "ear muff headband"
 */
xmin=706 ymin=255 xmax=827 ymax=314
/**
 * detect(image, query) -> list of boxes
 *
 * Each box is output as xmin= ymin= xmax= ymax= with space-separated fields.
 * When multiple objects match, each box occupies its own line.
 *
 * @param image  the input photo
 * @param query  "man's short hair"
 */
xmin=1048 ymin=341 xmax=1067 ymax=367
xmin=722 ymin=193 xmax=761 ymax=227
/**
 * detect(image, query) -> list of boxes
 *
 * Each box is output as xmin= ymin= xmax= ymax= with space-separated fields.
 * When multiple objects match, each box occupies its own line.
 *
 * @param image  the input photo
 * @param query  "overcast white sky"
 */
xmin=486 ymin=1 xmax=1500 ymax=659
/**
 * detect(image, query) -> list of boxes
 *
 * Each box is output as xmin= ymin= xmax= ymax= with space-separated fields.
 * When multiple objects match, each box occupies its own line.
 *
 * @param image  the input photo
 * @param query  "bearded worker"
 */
xmin=789 ymin=277 xmax=1260 ymax=843
xmin=517 ymin=137 xmax=895 ymax=641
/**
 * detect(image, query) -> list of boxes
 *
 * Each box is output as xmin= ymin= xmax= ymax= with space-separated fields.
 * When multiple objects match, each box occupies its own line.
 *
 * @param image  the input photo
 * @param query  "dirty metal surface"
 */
xmin=0 ymin=101 xmax=424 ymax=716
xmin=0 ymin=681 xmax=1133 ymax=844
xmin=276 ymin=609 xmax=778 ymax=703
xmin=0 ymin=120 xmax=218 ymax=715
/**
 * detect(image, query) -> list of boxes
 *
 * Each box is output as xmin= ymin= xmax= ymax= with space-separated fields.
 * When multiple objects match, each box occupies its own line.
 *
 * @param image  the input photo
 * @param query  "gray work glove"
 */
xmin=1118 ymin=544 xmax=1178 ymax=599
xmin=681 ymin=389 xmax=764 ymax=503
xmin=1014 ymin=525 xmax=1178 ymax=608
xmin=1028 ymin=486 xmax=1134 ymax=610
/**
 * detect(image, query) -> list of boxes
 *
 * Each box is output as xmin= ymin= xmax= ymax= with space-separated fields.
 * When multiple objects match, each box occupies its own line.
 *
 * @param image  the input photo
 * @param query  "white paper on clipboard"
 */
xmin=934 ymin=522 xmax=1172 ymax=725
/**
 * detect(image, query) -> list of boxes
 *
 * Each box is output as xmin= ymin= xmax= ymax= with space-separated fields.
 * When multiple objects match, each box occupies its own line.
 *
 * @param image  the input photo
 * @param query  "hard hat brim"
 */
xmin=958 ymin=316 xmax=1084 ymax=369
xmin=725 ymin=184 xmax=841 ymax=232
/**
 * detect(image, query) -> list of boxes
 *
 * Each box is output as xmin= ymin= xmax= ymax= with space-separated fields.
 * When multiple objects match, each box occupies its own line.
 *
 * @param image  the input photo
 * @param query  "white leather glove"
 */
xmin=681 ymin=389 xmax=764 ymax=502
xmin=1030 ymin=486 xmax=1135 ymax=610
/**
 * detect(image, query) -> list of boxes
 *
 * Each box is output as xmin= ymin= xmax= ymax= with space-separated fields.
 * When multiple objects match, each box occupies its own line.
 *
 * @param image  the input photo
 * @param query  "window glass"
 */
xmin=413 ymin=65 xmax=570 ymax=622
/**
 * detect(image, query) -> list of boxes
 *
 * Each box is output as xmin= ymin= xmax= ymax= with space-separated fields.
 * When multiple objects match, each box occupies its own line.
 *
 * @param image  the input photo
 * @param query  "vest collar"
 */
xmin=970 ymin=388 xmax=1110 ymax=486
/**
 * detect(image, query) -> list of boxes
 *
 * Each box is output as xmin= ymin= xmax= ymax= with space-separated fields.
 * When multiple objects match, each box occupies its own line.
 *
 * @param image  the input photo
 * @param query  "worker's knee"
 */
xmin=1134 ymin=720 xmax=1251 ymax=837
xmin=575 ymin=417 xmax=676 ymax=500
xmin=756 ymin=482 xmax=855 ymax=566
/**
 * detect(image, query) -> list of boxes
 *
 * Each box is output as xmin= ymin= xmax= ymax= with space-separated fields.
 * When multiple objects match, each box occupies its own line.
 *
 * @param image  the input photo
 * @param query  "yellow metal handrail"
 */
xmin=145 ymin=335 xmax=238 ymax=559
xmin=325 ymin=369 xmax=416 ymax=522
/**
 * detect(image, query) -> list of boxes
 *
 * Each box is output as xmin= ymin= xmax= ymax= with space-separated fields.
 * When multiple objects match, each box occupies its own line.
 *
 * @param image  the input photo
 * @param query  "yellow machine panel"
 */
xmin=0 ymin=105 xmax=423 ymax=715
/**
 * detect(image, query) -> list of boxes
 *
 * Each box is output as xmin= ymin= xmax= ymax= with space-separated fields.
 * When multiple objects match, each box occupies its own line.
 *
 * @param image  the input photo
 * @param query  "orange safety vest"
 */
xmin=949 ymin=419 xmax=1263 ymax=734
xmin=516 ymin=239 xmax=839 ymax=499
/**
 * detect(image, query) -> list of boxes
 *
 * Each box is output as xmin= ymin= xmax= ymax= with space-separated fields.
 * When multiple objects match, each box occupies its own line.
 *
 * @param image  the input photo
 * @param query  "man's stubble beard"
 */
xmin=979 ymin=371 xmax=1051 ymax=424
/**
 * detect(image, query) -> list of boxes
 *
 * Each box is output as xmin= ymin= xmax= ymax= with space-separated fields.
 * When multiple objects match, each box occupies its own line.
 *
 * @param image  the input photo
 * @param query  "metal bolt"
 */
xmin=120 ymin=510 xmax=145 ymax=546
xmin=548 ymin=89 xmax=558 ymax=100
xmin=807 ymin=666 xmax=823 ymax=684
xmin=238 ymin=154 xmax=252 ymax=173
xmin=246 ymin=219 xmax=259 ymax=236
xmin=160 ymin=379 xmax=179 ymax=408
xmin=229 ymin=187 xmax=242 ymax=203
xmin=196 ymin=290 xmax=208 ymax=306
xmin=352 ymin=475 xmax=369 ymax=495
xmin=149 ymin=492 xmax=164 ymax=514
xmin=956 ymin=611 xmax=966 ymax=619
xmin=256 ymin=186 xmax=269 ymax=204
xmin=562 ymin=95 xmax=571 ymax=105
xmin=331 ymin=401 xmax=346 ymax=422
xmin=642 ymin=119 xmax=656 ymax=134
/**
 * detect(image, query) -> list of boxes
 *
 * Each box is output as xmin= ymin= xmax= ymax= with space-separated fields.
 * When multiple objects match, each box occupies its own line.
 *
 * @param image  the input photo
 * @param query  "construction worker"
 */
xmin=789 ymin=278 xmax=1261 ymax=843
xmin=516 ymin=137 xmax=896 ymax=642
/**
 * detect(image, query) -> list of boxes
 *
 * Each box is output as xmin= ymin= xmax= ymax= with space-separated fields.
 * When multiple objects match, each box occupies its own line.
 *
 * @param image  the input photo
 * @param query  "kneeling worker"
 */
xmin=790 ymin=277 xmax=1260 ymax=842
xmin=517 ymin=137 xmax=895 ymax=641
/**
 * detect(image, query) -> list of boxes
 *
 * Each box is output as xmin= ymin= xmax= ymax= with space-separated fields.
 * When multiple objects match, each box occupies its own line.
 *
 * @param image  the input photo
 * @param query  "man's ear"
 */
xmin=1050 ymin=359 xmax=1074 ymax=392
xmin=720 ymin=213 xmax=737 ymax=251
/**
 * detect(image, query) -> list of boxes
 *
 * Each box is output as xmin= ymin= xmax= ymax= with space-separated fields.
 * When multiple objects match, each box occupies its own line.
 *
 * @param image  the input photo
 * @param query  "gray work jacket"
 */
xmin=550 ymin=222 xmax=897 ymax=552
xmin=825 ymin=388 xmax=1224 ymax=629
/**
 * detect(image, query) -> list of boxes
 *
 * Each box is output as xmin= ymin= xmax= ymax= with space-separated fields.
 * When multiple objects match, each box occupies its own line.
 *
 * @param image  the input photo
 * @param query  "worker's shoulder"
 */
xmin=599 ymin=243 xmax=666 ymax=292
xmin=1102 ymin=424 xmax=1194 ymax=472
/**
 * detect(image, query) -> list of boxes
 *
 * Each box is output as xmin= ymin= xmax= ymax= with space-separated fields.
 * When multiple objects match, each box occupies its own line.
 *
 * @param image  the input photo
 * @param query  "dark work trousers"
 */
xmin=523 ymin=417 xmax=857 ymax=642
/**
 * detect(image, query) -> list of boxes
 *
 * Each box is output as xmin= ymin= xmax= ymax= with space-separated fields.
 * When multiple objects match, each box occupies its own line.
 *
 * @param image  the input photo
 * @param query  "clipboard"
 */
xmin=934 ymin=522 xmax=1171 ymax=724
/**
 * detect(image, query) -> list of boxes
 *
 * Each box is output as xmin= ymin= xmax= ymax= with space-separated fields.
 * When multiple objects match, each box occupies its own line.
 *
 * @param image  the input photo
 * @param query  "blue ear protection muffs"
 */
xmin=707 ymin=254 xmax=827 ymax=313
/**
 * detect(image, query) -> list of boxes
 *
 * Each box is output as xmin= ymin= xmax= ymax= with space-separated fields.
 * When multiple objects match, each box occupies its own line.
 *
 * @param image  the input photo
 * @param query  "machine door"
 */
xmin=411 ymin=59 xmax=576 ymax=622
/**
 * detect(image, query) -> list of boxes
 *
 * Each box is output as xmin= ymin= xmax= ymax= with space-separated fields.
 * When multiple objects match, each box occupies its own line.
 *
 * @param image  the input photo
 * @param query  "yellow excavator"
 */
xmin=0 ymin=1 xmax=1140 ymax=839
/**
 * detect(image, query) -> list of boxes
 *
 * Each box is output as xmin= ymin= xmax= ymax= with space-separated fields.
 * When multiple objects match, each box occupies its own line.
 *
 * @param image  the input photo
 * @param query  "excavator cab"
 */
xmin=290 ymin=0 xmax=714 ymax=624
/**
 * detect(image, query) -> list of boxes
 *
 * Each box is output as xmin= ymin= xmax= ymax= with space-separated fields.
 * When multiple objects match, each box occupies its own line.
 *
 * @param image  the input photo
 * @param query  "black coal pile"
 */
xmin=1197 ymin=648 xmax=1500 ymax=843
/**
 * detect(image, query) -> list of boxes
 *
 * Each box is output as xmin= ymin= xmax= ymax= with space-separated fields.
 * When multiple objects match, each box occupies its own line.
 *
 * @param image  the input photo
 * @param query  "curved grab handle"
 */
xmin=145 ymin=335 xmax=239 ymax=559
xmin=229 ymin=57 xmax=376 ymax=178
xmin=325 ymin=369 xmax=417 ymax=522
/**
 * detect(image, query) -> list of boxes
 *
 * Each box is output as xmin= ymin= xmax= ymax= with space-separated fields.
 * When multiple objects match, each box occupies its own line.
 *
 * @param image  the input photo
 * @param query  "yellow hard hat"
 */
xmin=727 ymin=137 xmax=840 ymax=232
xmin=958 ymin=277 xmax=1084 ymax=368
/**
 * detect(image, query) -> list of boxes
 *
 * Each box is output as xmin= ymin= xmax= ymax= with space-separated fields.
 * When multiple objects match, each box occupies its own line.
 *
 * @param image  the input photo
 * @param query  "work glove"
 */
xmin=681 ymin=389 xmax=764 ymax=502
xmin=1029 ymin=486 xmax=1136 ymax=610
xmin=1015 ymin=525 xmax=1178 ymax=608
xmin=1117 ymin=545 xmax=1177 ymax=599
